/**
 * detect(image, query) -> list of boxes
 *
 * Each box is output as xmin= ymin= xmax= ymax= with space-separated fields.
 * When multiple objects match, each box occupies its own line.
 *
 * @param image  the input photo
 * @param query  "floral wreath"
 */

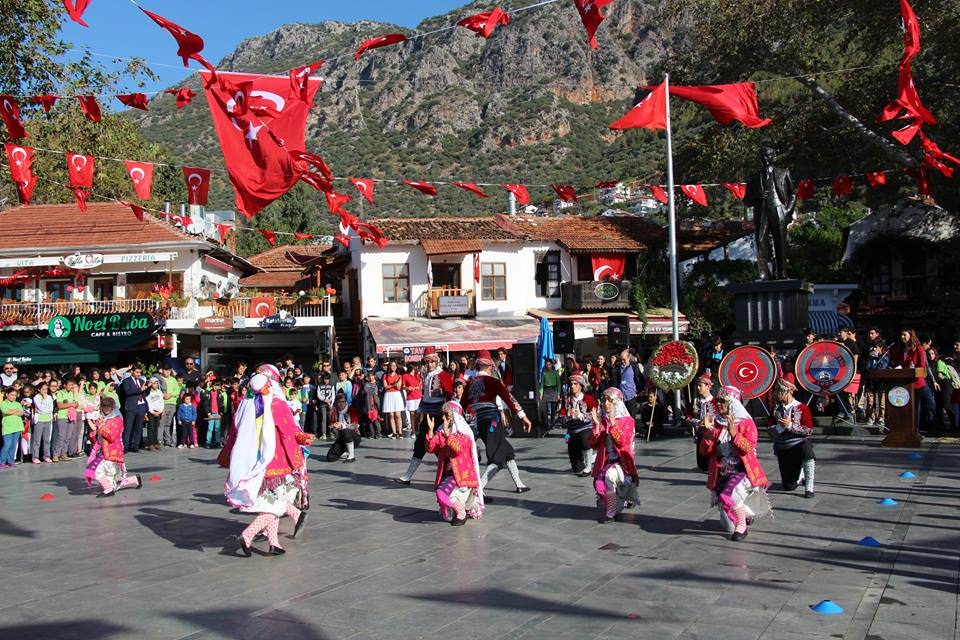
xmin=648 ymin=341 xmax=699 ymax=391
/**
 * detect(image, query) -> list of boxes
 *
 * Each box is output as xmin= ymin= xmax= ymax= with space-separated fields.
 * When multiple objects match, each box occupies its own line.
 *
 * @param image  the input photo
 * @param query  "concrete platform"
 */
xmin=0 ymin=434 xmax=957 ymax=640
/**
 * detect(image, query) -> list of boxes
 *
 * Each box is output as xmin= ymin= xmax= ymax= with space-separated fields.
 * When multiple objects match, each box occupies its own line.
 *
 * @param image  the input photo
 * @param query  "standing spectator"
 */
xmin=18 ymin=385 xmax=33 ymax=463
xmin=1 ymin=387 xmax=24 ymax=467
xmin=145 ymin=378 xmax=165 ymax=451
xmin=182 ymin=357 xmax=201 ymax=389
xmin=381 ymin=360 xmax=405 ymax=439
xmin=316 ymin=372 xmax=335 ymax=440
xmin=358 ymin=370 xmax=382 ymax=438
xmin=637 ymin=387 xmax=667 ymax=440
xmin=201 ymin=381 xmax=226 ymax=448
xmin=402 ymin=363 xmax=421 ymax=437
xmin=928 ymin=347 xmax=958 ymax=433
xmin=159 ymin=365 xmax=180 ymax=448
xmin=539 ymin=358 xmax=561 ymax=429
xmin=591 ymin=354 xmax=611 ymax=394
xmin=864 ymin=339 xmax=889 ymax=428
xmin=335 ymin=369 xmax=353 ymax=403
xmin=31 ymin=382 xmax=54 ymax=463
xmin=232 ymin=360 xmax=249 ymax=386
xmin=81 ymin=382 xmax=102 ymax=451
xmin=838 ymin=327 xmax=861 ymax=416
xmin=299 ymin=373 xmax=317 ymax=435
xmin=1 ymin=363 xmax=17 ymax=387
xmin=708 ymin=337 xmax=725 ymax=372
xmin=177 ymin=388 xmax=198 ymax=448
xmin=120 ymin=366 xmax=148 ymax=453
xmin=52 ymin=379 xmax=79 ymax=462
xmin=614 ymin=348 xmax=644 ymax=418
xmin=888 ymin=328 xmax=935 ymax=433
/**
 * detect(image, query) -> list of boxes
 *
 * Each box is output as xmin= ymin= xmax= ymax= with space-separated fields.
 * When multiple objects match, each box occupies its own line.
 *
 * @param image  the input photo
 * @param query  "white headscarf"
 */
xmin=600 ymin=388 xmax=630 ymax=420
xmin=225 ymin=373 xmax=277 ymax=508
xmin=717 ymin=385 xmax=751 ymax=424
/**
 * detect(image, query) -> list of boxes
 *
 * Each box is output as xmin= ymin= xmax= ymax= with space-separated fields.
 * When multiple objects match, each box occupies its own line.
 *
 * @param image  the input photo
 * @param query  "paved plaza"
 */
xmin=0 ymin=432 xmax=957 ymax=640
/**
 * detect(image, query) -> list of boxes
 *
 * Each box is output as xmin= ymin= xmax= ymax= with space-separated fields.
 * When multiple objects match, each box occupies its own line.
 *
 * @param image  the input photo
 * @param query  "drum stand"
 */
xmin=808 ymin=393 xmax=868 ymax=439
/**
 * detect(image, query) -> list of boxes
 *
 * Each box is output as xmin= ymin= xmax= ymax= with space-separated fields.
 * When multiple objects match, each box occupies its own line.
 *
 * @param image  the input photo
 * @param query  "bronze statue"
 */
xmin=744 ymin=147 xmax=796 ymax=280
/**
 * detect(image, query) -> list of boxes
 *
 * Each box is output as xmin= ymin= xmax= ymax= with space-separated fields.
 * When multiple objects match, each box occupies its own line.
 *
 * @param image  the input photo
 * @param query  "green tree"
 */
xmin=787 ymin=196 xmax=868 ymax=283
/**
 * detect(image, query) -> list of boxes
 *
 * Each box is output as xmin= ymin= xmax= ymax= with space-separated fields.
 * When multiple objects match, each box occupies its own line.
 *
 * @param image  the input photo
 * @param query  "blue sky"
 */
xmin=61 ymin=1 xmax=469 ymax=94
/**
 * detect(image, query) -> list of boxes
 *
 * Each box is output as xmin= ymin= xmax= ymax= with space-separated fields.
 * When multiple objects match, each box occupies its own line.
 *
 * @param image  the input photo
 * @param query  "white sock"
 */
xmin=400 ymin=457 xmax=421 ymax=481
xmin=345 ymin=441 xmax=355 ymax=459
xmin=480 ymin=464 xmax=499 ymax=490
xmin=802 ymin=459 xmax=815 ymax=492
xmin=583 ymin=449 xmax=596 ymax=473
xmin=506 ymin=459 xmax=525 ymax=489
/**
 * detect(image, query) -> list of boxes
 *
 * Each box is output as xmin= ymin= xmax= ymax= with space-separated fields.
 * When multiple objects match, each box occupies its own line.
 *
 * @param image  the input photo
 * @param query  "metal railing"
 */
xmin=0 ymin=299 xmax=165 ymax=327
xmin=167 ymin=296 xmax=332 ymax=320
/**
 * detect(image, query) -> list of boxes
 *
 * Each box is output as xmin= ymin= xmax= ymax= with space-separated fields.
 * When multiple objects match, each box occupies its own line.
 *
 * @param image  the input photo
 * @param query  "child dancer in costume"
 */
xmin=562 ymin=374 xmax=597 ymax=476
xmin=225 ymin=371 xmax=313 ymax=557
xmin=425 ymin=401 xmax=484 ymax=525
xmin=589 ymin=388 xmax=639 ymax=523
xmin=84 ymin=396 xmax=142 ymax=497
xmin=769 ymin=374 xmax=816 ymax=497
xmin=396 ymin=347 xmax=450 ymax=484
xmin=699 ymin=385 xmax=771 ymax=541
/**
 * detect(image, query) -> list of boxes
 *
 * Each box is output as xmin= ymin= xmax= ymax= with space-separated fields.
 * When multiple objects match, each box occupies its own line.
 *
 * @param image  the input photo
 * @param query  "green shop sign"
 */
xmin=48 ymin=313 xmax=154 ymax=340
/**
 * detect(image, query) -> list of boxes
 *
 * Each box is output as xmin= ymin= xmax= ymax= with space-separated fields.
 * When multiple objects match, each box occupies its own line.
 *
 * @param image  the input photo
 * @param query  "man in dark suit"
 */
xmin=744 ymin=147 xmax=797 ymax=280
xmin=120 ymin=365 xmax=148 ymax=452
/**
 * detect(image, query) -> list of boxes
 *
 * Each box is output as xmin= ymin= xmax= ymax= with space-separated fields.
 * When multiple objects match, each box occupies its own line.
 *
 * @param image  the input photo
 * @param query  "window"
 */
xmin=481 ymin=262 xmax=507 ymax=300
xmin=535 ymin=251 xmax=561 ymax=298
xmin=1 ymin=284 xmax=24 ymax=302
xmin=91 ymin=278 xmax=115 ymax=301
xmin=431 ymin=263 xmax=461 ymax=290
xmin=382 ymin=264 xmax=410 ymax=303
xmin=576 ymin=255 xmax=592 ymax=282
xmin=45 ymin=280 xmax=72 ymax=302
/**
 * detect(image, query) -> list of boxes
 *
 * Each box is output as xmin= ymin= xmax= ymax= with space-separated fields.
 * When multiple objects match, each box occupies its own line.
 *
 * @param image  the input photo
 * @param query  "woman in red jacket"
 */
xmin=588 ymin=388 xmax=639 ymax=523
xmin=426 ymin=401 xmax=484 ymax=525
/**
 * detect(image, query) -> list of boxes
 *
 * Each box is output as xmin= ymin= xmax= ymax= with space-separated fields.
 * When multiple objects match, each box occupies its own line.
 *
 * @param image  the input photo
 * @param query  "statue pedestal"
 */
xmin=726 ymin=279 xmax=813 ymax=348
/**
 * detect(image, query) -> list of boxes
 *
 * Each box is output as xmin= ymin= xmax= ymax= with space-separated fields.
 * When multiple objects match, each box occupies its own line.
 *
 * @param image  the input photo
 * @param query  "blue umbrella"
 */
xmin=536 ymin=316 xmax=555 ymax=382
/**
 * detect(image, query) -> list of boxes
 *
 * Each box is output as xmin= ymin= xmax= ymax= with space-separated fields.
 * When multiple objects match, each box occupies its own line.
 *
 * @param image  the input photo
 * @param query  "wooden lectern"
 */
xmin=871 ymin=368 xmax=925 ymax=448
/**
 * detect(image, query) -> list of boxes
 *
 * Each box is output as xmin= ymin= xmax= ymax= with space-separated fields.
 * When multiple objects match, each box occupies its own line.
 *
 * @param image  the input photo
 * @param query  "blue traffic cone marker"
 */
xmin=899 ymin=471 xmax=916 ymax=479
xmin=909 ymin=452 xmax=923 ymax=460
xmin=879 ymin=497 xmax=898 ymax=506
xmin=810 ymin=600 xmax=844 ymax=614
xmin=857 ymin=536 xmax=882 ymax=547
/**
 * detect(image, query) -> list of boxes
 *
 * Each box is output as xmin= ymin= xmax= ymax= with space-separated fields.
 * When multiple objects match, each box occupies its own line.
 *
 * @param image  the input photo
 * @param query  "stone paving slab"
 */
xmin=0 ymin=433 xmax=957 ymax=640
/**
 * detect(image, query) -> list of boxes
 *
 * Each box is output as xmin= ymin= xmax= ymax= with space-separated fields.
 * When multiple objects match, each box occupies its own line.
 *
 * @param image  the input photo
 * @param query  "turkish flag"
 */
xmin=0 ymin=96 xmax=27 ymax=139
xmin=796 ymin=179 xmax=815 ymax=201
xmin=919 ymin=131 xmax=960 ymax=167
xmin=294 ymin=232 xmax=313 ymax=240
xmin=258 ymin=229 xmax=277 ymax=247
xmin=117 ymin=93 xmax=149 ymax=111
xmin=216 ymin=223 xmax=231 ymax=243
xmin=349 ymin=177 xmax=375 ymax=204
xmin=610 ymin=82 xmax=667 ymax=130
xmin=165 ymin=87 xmax=196 ymax=109
xmin=355 ymin=34 xmax=408 ymax=60
xmin=75 ymin=95 xmax=101 ymax=122
xmin=139 ymin=6 xmax=216 ymax=73
xmin=5 ymin=144 xmax=37 ymax=205
xmin=650 ymin=185 xmax=668 ymax=204
xmin=120 ymin=201 xmax=145 ymax=222
xmin=124 ymin=160 xmax=154 ymax=200
xmin=290 ymin=151 xmax=332 ymax=180
xmin=354 ymin=221 xmax=388 ymax=248
xmin=457 ymin=7 xmax=510 ymax=38
xmin=325 ymin=191 xmax=353 ymax=216
xmin=453 ymin=182 xmax=489 ymax=198
xmin=865 ymin=171 xmax=887 ymax=188
xmin=182 ymin=167 xmax=211 ymax=205
xmin=474 ymin=253 xmax=481 ymax=284
xmin=878 ymin=64 xmax=936 ymax=125
xmin=552 ymin=184 xmax=578 ymax=202
xmin=832 ymin=176 xmax=853 ymax=197
xmin=502 ymin=183 xmax=530 ymax=205
xmin=899 ymin=0 xmax=921 ymax=67
xmin=201 ymin=70 xmax=322 ymax=217
xmin=215 ymin=76 xmax=253 ymax=116
xmin=572 ymin=0 xmax=613 ymax=49
xmin=591 ymin=254 xmax=625 ymax=281
xmin=891 ymin=119 xmax=922 ymax=145
xmin=31 ymin=94 xmax=58 ymax=113
xmin=300 ymin=171 xmax=332 ymax=194
xmin=680 ymin=184 xmax=708 ymax=207
xmin=723 ymin=183 xmax=747 ymax=199
xmin=63 ymin=0 xmax=92 ymax=27
xmin=663 ymin=83 xmax=771 ymax=128
xmin=290 ymin=61 xmax=324 ymax=102
xmin=67 ymin=152 xmax=94 ymax=188
xmin=71 ymin=187 xmax=89 ymax=212
xmin=595 ymin=180 xmax=619 ymax=189
xmin=250 ymin=296 xmax=275 ymax=318
xmin=404 ymin=179 xmax=437 ymax=196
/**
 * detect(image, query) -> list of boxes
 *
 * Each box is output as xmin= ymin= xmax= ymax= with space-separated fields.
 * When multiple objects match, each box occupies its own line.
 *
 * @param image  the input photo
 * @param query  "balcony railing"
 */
xmin=167 ymin=296 xmax=332 ymax=321
xmin=0 ymin=299 xmax=166 ymax=327
xmin=419 ymin=287 xmax=476 ymax=318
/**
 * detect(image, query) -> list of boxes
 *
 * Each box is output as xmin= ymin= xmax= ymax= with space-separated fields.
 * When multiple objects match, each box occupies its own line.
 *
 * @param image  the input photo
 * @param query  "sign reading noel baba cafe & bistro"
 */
xmin=48 ymin=313 xmax=154 ymax=340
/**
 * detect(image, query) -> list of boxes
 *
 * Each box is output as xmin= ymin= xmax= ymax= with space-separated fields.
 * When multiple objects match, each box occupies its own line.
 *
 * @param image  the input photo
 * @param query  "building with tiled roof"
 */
xmin=242 ymin=243 xmax=331 ymax=291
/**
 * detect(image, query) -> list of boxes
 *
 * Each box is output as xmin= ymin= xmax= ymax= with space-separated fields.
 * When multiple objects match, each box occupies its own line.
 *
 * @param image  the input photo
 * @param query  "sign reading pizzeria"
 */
xmin=48 ymin=313 xmax=155 ymax=340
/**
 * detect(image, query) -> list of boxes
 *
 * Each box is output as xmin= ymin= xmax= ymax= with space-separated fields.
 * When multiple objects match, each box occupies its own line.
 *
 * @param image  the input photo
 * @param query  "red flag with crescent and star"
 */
xmin=572 ymin=0 xmax=613 ymax=49
xmin=200 ymin=70 xmax=322 ymax=217
xmin=124 ymin=160 xmax=154 ymax=200
xmin=294 ymin=232 xmax=313 ymax=240
xmin=31 ymin=95 xmax=58 ymax=113
xmin=117 ymin=93 xmax=150 ymax=111
xmin=355 ymin=34 xmax=408 ymax=60
xmin=75 ymin=95 xmax=102 ymax=122
xmin=724 ymin=183 xmax=747 ymax=199
xmin=66 ymin=152 xmax=94 ymax=188
xmin=0 ymin=95 xmax=27 ymax=139
xmin=63 ymin=0 xmax=93 ymax=27
xmin=457 ymin=7 xmax=509 ymax=38
xmin=290 ymin=61 xmax=324 ymax=101
xmin=349 ymin=177 xmax=375 ymax=204
xmin=182 ymin=166 xmax=211 ymax=205
xmin=552 ymin=184 xmax=578 ymax=202
xmin=120 ymin=201 xmax=145 ymax=222
xmin=404 ymin=179 xmax=438 ymax=196
xmin=4 ymin=144 xmax=37 ymax=205
xmin=680 ymin=184 xmax=708 ymax=206
xmin=501 ymin=183 xmax=530 ymax=206
xmin=71 ymin=187 xmax=89 ymax=212
xmin=453 ymin=182 xmax=489 ymax=198
xmin=258 ymin=229 xmax=277 ymax=247
xmin=649 ymin=185 xmax=668 ymax=204
xmin=325 ymin=191 xmax=353 ymax=216
xmin=165 ymin=87 xmax=196 ymax=109
xmin=659 ymin=83 xmax=771 ymax=128
xmin=609 ymin=82 xmax=667 ymax=130
xmin=138 ymin=6 xmax=216 ymax=73
xmin=591 ymin=254 xmax=625 ymax=281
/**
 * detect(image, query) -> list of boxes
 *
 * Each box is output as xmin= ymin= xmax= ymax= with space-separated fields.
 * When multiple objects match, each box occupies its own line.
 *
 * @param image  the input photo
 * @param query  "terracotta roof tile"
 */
xmin=240 ymin=271 xmax=310 ymax=288
xmin=247 ymin=243 xmax=331 ymax=270
xmin=420 ymin=239 xmax=484 ymax=255
xmin=372 ymin=217 xmax=525 ymax=242
xmin=0 ymin=202 xmax=205 ymax=252
xmin=505 ymin=215 xmax=647 ymax=253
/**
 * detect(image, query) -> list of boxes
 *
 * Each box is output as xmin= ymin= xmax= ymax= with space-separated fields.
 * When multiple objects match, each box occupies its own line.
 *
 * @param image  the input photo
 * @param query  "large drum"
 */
xmin=794 ymin=340 xmax=856 ymax=395
xmin=718 ymin=345 xmax=779 ymax=400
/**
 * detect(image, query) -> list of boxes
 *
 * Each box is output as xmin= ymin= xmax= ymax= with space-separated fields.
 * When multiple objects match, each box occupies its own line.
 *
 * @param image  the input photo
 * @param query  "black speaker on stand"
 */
xmin=509 ymin=342 xmax=540 ymax=436
xmin=608 ymin=315 xmax=630 ymax=349
xmin=553 ymin=320 xmax=575 ymax=354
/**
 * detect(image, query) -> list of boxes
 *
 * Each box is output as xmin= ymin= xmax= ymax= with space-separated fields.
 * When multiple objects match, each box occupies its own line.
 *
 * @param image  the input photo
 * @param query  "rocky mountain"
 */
xmin=133 ymin=0 xmax=675 ymax=227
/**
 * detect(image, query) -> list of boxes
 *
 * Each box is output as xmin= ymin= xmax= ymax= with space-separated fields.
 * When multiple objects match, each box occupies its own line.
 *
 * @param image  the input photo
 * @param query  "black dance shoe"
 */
xmin=730 ymin=529 xmax=749 ymax=542
xmin=450 ymin=517 xmax=467 ymax=526
xmin=293 ymin=511 xmax=308 ymax=538
xmin=268 ymin=545 xmax=286 ymax=556
xmin=238 ymin=536 xmax=252 ymax=557
xmin=515 ymin=486 xmax=531 ymax=494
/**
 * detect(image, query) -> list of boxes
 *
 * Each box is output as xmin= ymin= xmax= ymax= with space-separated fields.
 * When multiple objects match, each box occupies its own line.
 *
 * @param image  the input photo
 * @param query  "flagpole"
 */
xmin=664 ymin=73 xmax=682 ymax=421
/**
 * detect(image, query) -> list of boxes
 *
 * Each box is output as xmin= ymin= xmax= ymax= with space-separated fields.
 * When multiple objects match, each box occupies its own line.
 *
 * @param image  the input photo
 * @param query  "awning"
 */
xmin=367 ymin=317 xmax=540 ymax=355
xmin=808 ymin=310 xmax=854 ymax=337
xmin=420 ymin=239 xmax=483 ymax=256
xmin=0 ymin=333 xmax=152 ymax=365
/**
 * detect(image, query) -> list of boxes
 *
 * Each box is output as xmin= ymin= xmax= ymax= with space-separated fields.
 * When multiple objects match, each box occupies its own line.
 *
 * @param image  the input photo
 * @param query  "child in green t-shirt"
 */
xmin=1 ymin=387 xmax=25 ymax=466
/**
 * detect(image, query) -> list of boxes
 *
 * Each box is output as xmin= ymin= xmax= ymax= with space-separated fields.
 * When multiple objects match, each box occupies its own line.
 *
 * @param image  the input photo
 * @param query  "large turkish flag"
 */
xmin=200 ymin=70 xmax=322 ymax=217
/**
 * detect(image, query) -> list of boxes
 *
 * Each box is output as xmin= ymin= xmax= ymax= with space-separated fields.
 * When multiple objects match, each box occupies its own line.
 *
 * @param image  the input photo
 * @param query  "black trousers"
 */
xmin=145 ymin=413 xmax=161 ymax=447
xmin=477 ymin=409 xmax=515 ymax=467
xmin=122 ymin=409 xmax=146 ymax=452
xmin=566 ymin=427 xmax=592 ymax=472
xmin=774 ymin=440 xmax=815 ymax=491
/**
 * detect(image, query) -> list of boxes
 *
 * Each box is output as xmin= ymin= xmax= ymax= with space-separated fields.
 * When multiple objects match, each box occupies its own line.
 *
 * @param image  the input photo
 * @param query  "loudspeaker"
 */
xmin=553 ymin=320 xmax=575 ymax=353
xmin=509 ymin=342 xmax=540 ymax=434
xmin=608 ymin=315 xmax=630 ymax=349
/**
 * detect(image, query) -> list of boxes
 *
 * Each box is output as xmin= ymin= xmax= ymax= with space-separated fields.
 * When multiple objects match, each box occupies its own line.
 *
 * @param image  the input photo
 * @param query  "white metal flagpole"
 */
xmin=664 ymin=73 xmax=680 ymax=342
